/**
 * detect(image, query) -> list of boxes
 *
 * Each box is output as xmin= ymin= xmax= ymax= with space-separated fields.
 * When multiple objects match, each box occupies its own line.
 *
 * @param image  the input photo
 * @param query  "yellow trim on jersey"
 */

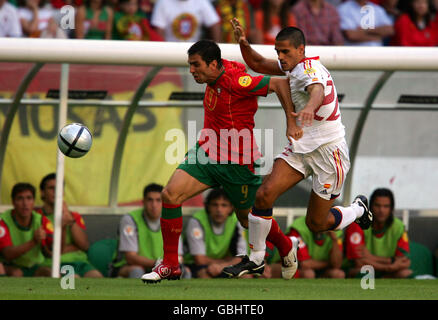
xmin=333 ymin=149 xmax=344 ymax=188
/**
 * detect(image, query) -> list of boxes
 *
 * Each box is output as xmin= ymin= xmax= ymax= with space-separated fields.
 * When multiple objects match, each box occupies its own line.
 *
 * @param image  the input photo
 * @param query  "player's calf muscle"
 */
xmin=254 ymin=178 xmax=288 ymax=209
xmin=305 ymin=214 xmax=333 ymax=233
xmin=236 ymin=210 xmax=250 ymax=228
xmin=254 ymin=188 xmax=276 ymax=209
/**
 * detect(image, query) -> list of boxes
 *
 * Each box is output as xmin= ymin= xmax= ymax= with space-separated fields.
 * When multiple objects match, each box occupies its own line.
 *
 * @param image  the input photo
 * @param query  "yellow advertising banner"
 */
xmin=0 ymin=65 xmax=184 ymax=207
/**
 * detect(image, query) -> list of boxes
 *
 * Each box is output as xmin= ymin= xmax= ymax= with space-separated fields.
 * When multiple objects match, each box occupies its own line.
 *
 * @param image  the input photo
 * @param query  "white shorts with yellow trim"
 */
xmin=275 ymin=137 xmax=350 ymax=200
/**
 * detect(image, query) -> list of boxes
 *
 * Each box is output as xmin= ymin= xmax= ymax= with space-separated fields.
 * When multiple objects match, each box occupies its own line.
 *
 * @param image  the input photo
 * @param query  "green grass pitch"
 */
xmin=0 ymin=277 xmax=437 ymax=300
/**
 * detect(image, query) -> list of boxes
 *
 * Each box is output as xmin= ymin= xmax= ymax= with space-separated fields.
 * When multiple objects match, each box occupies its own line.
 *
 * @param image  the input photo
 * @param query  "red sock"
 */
xmin=266 ymin=219 xmax=292 ymax=257
xmin=160 ymin=216 xmax=182 ymax=267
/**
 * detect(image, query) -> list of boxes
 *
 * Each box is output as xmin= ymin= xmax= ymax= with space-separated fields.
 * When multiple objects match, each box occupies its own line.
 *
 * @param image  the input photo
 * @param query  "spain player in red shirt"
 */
xmin=142 ymin=39 xmax=302 ymax=283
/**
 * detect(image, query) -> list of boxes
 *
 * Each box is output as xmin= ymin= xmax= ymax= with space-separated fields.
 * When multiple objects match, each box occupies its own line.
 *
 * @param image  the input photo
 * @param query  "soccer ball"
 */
xmin=57 ymin=123 xmax=92 ymax=158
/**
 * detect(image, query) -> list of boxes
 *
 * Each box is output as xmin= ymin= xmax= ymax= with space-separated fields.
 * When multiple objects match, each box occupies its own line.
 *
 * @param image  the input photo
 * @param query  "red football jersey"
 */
xmin=345 ymin=222 xmax=409 ymax=260
xmin=0 ymin=213 xmax=53 ymax=250
xmin=199 ymin=59 xmax=270 ymax=168
xmin=288 ymin=229 xmax=311 ymax=261
xmin=35 ymin=208 xmax=86 ymax=230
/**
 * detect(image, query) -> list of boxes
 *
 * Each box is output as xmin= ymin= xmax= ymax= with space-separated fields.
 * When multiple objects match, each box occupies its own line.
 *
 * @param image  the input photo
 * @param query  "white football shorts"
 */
xmin=275 ymin=137 xmax=350 ymax=200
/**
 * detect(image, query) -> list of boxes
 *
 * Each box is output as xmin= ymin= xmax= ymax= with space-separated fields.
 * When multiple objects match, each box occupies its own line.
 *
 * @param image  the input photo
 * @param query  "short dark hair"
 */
xmin=143 ymin=183 xmax=163 ymax=198
xmin=11 ymin=183 xmax=35 ymax=200
xmin=40 ymin=173 xmax=56 ymax=191
xmin=204 ymin=188 xmax=231 ymax=213
xmin=188 ymin=40 xmax=222 ymax=68
xmin=370 ymin=188 xmax=395 ymax=211
xmin=275 ymin=27 xmax=306 ymax=48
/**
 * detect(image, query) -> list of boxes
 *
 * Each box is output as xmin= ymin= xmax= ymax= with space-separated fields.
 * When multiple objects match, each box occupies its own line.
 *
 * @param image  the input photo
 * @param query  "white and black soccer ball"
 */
xmin=57 ymin=123 xmax=92 ymax=158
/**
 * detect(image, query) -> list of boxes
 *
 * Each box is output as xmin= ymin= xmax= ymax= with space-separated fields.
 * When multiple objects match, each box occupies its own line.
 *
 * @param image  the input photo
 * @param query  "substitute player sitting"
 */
xmin=141 ymin=39 xmax=301 ymax=283
xmin=0 ymin=183 xmax=52 ymax=277
xmin=223 ymin=19 xmax=373 ymax=279
xmin=345 ymin=188 xmax=412 ymax=278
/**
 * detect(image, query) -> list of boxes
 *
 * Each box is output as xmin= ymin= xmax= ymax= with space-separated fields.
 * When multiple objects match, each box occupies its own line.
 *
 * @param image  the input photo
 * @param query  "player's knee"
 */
xmin=84 ymin=270 xmax=104 ymax=278
xmin=305 ymin=215 xmax=326 ymax=233
xmin=8 ymin=267 xmax=23 ymax=277
xmin=161 ymin=188 xmax=181 ymax=205
xmin=395 ymin=268 xmax=413 ymax=279
xmin=34 ymin=267 xmax=51 ymax=277
xmin=330 ymin=269 xmax=345 ymax=279
xmin=300 ymin=268 xmax=315 ymax=278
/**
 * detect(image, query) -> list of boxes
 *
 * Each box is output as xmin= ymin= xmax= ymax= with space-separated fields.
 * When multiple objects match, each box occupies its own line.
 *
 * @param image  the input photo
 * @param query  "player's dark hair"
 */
xmin=143 ymin=183 xmax=163 ymax=198
xmin=40 ymin=173 xmax=56 ymax=191
xmin=204 ymin=188 xmax=231 ymax=214
xmin=370 ymin=188 xmax=395 ymax=226
xmin=11 ymin=183 xmax=35 ymax=200
xmin=276 ymin=27 xmax=306 ymax=48
xmin=84 ymin=0 xmax=104 ymax=8
xmin=18 ymin=0 xmax=46 ymax=8
xmin=406 ymin=0 xmax=432 ymax=29
xmin=370 ymin=188 xmax=395 ymax=211
xmin=188 ymin=40 xmax=223 ymax=69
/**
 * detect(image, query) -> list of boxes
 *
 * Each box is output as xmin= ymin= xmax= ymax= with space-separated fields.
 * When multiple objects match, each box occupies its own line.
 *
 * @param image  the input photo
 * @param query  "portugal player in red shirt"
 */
xmin=142 ymin=39 xmax=302 ymax=283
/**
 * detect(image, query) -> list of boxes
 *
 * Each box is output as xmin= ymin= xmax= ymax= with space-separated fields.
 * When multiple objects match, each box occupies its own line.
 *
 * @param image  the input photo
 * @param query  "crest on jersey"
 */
xmin=304 ymin=67 xmax=316 ymax=75
xmin=46 ymin=221 xmax=54 ymax=233
xmin=205 ymin=87 xmax=218 ymax=111
xmin=297 ymin=237 xmax=306 ymax=249
xmin=124 ymin=225 xmax=135 ymax=237
xmin=350 ymin=232 xmax=362 ymax=245
xmin=192 ymin=227 xmax=203 ymax=240
xmin=238 ymin=76 xmax=252 ymax=87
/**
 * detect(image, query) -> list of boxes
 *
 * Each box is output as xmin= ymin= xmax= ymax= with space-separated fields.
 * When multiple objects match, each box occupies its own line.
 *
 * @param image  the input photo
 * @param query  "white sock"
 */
xmin=248 ymin=213 xmax=272 ymax=265
xmin=333 ymin=203 xmax=364 ymax=230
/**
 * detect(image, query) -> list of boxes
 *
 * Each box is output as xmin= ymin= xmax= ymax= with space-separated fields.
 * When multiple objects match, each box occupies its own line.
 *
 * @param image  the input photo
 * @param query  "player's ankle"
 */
xmin=249 ymin=251 xmax=265 ymax=265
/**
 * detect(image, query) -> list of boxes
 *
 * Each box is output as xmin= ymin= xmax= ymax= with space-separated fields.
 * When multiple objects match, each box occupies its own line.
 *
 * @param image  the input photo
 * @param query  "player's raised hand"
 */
xmin=34 ymin=227 xmax=46 ymax=244
xmin=230 ymin=17 xmax=246 ymax=44
xmin=62 ymin=201 xmax=75 ymax=227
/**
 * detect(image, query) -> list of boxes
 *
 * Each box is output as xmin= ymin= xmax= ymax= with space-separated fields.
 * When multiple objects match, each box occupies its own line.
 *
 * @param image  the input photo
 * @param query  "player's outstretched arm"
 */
xmin=125 ymin=251 xmax=157 ymax=269
xmin=230 ymin=18 xmax=283 ymax=76
xmin=1 ymin=236 xmax=39 ymax=261
xmin=328 ymin=232 xmax=343 ymax=269
xmin=269 ymin=77 xmax=303 ymax=141
xmin=292 ymin=83 xmax=324 ymax=127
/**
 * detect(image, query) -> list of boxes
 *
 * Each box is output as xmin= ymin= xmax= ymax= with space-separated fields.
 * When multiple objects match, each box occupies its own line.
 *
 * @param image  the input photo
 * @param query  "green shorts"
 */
xmin=178 ymin=143 xmax=262 ymax=210
xmin=61 ymin=262 xmax=98 ymax=277
xmin=21 ymin=265 xmax=44 ymax=277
